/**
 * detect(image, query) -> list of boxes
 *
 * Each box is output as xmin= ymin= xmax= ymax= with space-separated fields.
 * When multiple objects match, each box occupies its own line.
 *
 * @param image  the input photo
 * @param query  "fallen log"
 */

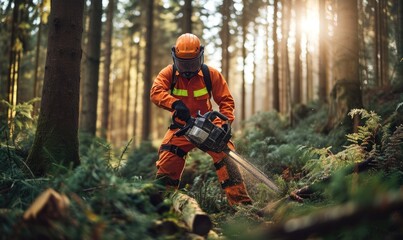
xmin=263 ymin=191 xmax=403 ymax=239
xmin=171 ymin=191 xmax=212 ymax=236
xmin=23 ymin=188 xmax=70 ymax=221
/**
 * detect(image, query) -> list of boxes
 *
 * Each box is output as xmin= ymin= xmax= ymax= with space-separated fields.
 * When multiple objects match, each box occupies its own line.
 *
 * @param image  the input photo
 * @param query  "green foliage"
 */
xmin=119 ymin=141 xmax=158 ymax=180
xmin=0 ymin=137 xmax=175 ymax=239
xmin=0 ymin=99 xmax=39 ymax=148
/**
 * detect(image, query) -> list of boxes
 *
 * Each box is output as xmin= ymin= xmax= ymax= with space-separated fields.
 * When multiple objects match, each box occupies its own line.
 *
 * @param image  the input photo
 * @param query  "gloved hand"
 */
xmin=172 ymin=100 xmax=190 ymax=121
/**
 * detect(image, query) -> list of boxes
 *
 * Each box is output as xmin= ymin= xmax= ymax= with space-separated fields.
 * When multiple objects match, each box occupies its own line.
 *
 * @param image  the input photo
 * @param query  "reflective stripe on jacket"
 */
xmin=150 ymin=64 xmax=235 ymax=123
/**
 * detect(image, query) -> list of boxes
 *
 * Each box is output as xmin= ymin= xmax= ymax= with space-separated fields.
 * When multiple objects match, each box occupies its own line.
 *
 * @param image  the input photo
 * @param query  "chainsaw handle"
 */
xmin=206 ymin=111 xmax=228 ymax=122
xmin=172 ymin=112 xmax=193 ymax=136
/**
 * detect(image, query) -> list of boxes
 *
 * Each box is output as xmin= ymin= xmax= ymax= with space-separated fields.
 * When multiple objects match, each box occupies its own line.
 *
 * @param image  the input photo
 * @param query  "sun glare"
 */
xmin=301 ymin=14 xmax=320 ymax=38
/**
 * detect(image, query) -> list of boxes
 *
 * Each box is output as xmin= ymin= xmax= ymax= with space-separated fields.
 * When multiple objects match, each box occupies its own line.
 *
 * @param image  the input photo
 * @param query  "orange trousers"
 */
xmin=155 ymin=129 xmax=252 ymax=206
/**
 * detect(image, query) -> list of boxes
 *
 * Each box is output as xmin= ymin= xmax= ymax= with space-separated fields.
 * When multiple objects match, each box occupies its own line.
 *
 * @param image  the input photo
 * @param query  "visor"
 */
xmin=174 ymin=56 xmax=203 ymax=73
xmin=172 ymin=48 xmax=204 ymax=77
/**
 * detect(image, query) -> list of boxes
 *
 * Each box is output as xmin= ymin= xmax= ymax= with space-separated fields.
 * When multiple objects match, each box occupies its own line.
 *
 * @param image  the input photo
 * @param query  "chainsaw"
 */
xmin=172 ymin=111 xmax=279 ymax=192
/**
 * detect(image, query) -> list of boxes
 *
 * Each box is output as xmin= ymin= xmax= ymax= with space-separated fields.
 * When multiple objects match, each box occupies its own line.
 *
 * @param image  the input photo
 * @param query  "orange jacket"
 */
xmin=150 ymin=64 xmax=235 ymax=123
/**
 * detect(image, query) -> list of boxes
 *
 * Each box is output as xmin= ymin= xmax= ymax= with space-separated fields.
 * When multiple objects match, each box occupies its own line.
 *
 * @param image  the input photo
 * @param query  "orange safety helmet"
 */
xmin=171 ymin=33 xmax=204 ymax=78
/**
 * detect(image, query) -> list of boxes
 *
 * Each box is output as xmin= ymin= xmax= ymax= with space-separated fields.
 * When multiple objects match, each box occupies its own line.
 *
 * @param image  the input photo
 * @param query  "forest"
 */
xmin=0 ymin=0 xmax=403 ymax=239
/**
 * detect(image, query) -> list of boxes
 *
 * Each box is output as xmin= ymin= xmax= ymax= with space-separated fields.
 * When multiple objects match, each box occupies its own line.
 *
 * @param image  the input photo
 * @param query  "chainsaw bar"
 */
xmin=225 ymin=149 xmax=279 ymax=193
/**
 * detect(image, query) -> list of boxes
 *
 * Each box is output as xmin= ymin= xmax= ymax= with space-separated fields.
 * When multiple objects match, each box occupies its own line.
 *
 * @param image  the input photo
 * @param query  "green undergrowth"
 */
xmin=1 ymin=93 xmax=402 ymax=239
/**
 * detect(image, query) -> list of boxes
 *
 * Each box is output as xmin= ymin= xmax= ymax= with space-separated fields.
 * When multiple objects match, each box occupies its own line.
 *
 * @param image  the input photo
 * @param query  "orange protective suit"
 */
xmin=150 ymin=64 xmax=252 ymax=206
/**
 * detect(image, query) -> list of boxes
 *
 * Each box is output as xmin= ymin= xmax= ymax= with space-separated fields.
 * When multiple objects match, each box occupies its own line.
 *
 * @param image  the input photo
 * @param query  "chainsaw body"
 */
xmin=173 ymin=111 xmax=231 ymax=153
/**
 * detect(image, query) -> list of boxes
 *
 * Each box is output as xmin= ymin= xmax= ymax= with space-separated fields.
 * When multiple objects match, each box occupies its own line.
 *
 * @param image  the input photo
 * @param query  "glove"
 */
xmin=172 ymin=100 xmax=190 ymax=121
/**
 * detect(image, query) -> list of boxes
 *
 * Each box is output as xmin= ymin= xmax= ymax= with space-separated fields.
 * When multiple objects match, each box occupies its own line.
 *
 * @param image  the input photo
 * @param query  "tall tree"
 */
xmin=132 ymin=36 xmax=141 ymax=146
xmin=33 ymin=0 xmax=46 ymax=115
xmin=80 ymin=0 xmax=103 ymax=135
xmin=183 ymin=0 xmax=192 ymax=33
xmin=251 ymin=23 xmax=258 ymax=115
xmin=272 ymin=0 xmax=280 ymax=111
xmin=374 ymin=0 xmax=389 ymax=86
xmin=398 ymin=0 xmax=403 ymax=83
xmin=142 ymin=0 xmax=154 ymax=141
xmin=101 ymin=0 xmax=115 ymax=139
xmin=240 ymin=0 xmax=248 ymax=123
xmin=326 ymin=0 xmax=362 ymax=132
xmin=264 ymin=4 xmax=270 ymax=112
xmin=6 ymin=0 xmax=23 ymax=126
xmin=220 ymin=0 xmax=232 ymax=83
xmin=26 ymin=0 xmax=84 ymax=176
xmin=293 ymin=0 xmax=302 ymax=106
xmin=318 ymin=0 xmax=328 ymax=102
xmin=281 ymin=0 xmax=291 ymax=114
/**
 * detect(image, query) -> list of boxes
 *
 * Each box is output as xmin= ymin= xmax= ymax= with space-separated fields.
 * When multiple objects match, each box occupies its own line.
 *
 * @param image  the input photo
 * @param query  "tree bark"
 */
xmin=183 ymin=0 xmax=192 ymax=33
xmin=26 ymin=0 xmax=84 ymax=176
xmin=220 ymin=0 xmax=232 ymax=84
xmin=326 ymin=0 xmax=362 ymax=132
xmin=318 ymin=0 xmax=328 ymax=102
xmin=293 ymin=0 xmax=302 ymax=106
xmin=80 ymin=0 xmax=103 ymax=136
xmin=281 ymin=0 xmax=291 ymax=114
xmin=398 ymin=0 xmax=403 ymax=84
xmin=264 ymin=6 xmax=270 ymax=111
xmin=142 ymin=0 xmax=154 ymax=141
xmin=101 ymin=0 xmax=115 ymax=140
xmin=272 ymin=0 xmax=280 ymax=112
xmin=33 ymin=0 xmax=45 ymax=115
xmin=240 ymin=0 xmax=247 ymax=124
xmin=171 ymin=191 xmax=212 ymax=236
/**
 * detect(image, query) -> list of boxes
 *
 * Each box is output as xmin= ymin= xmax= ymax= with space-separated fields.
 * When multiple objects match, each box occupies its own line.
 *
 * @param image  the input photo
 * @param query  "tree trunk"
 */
xmin=124 ymin=40 xmax=133 ymax=141
xmin=374 ymin=0 xmax=388 ymax=86
xmin=183 ymin=0 xmax=192 ymax=33
xmin=80 ymin=0 xmax=103 ymax=136
xmin=293 ymin=0 xmax=302 ymax=106
xmin=220 ymin=0 xmax=232 ymax=84
xmin=33 ymin=0 xmax=44 ymax=115
xmin=6 ymin=0 xmax=23 ymax=129
xmin=142 ymin=0 xmax=154 ymax=141
xmin=26 ymin=0 xmax=84 ymax=176
xmin=272 ymin=0 xmax=280 ymax=112
xmin=264 ymin=6 xmax=270 ymax=111
xmin=281 ymin=0 xmax=291 ymax=114
xmin=318 ymin=0 xmax=328 ymax=102
xmin=251 ymin=23 xmax=257 ymax=115
xmin=241 ymin=0 xmax=247 ymax=124
xmin=171 ymin=191 xmax=212 ymax=236
xmin=101 ymin=0 xmax=115 ymax=140
xmin=132 ymin=39 xmax=141 ymax=147
xmin=326 ymin=0 xmax=362 ymax=132
xmin=397 ymin=0 xmax=403 ymax=84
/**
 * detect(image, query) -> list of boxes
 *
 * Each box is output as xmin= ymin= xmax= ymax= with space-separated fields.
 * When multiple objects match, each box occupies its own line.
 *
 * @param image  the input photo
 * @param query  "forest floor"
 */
xmin=1 ymin=86 xmax=403 ymax=239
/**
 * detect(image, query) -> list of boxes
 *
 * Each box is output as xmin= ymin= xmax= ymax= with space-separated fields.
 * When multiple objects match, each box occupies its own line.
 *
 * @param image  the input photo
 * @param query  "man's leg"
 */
xmin=155 ymin=129 xmax=194 ymax=189
xmin=208 ymin=142 xmax=252 ymax=206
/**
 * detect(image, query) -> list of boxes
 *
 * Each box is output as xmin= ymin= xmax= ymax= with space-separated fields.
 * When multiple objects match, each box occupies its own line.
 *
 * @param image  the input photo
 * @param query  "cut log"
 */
xmin=171 ymin=191 xmax=212 ymax=236
xmin=264 ymin=191 xmax=403 ymax=239
xmin=23 ymin=188 xmax=70 ymax=221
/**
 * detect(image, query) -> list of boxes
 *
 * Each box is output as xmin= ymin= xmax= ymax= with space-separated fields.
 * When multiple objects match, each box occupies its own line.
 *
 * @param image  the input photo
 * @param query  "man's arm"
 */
xmin=150 ymin=65 xmax=179 ymax=111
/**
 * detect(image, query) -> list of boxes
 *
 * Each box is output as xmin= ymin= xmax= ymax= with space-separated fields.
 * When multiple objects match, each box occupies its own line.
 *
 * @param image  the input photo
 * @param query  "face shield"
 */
xmin=172 ymin=47 xmax=204 ymax=79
